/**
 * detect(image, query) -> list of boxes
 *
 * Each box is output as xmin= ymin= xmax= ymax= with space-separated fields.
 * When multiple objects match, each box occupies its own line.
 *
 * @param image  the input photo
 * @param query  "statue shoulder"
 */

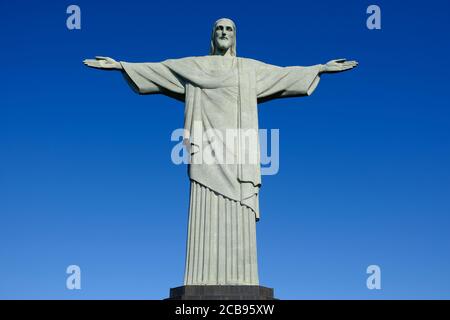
xmin=237 ymin=57 xmax=270 ymax=69
xmin=163 ymin=55 xmax=205 ymax=63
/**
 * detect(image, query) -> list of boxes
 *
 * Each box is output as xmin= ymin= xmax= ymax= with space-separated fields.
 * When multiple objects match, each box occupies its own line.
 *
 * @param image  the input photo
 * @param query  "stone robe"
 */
xmin=121 ymin=55 xmax=321 ymax=285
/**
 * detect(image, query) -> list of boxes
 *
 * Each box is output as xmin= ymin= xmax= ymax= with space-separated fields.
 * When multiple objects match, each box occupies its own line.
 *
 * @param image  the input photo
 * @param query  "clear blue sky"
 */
xmin=1 ymin=0 xmax=449 ymax=299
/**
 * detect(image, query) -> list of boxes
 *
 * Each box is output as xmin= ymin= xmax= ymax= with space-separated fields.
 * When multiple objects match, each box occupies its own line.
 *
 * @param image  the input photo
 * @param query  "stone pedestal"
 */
xmin=167 ymin=285 xmax=275 ymax=300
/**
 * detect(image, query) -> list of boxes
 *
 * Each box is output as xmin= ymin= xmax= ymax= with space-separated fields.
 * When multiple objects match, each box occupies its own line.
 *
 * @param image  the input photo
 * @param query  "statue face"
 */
xmin=213 ymin=19 xmax=235 ymax=53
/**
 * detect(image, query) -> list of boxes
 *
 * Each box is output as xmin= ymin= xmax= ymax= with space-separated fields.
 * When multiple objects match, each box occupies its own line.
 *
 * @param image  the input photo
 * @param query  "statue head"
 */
xmin=210 ymin=18 xmax=236 ymax=56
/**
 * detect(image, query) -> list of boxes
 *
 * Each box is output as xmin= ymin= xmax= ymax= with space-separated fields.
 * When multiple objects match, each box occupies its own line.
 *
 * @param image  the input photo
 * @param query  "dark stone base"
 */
xmin=167 ymin=285 xmax=275 ymax=300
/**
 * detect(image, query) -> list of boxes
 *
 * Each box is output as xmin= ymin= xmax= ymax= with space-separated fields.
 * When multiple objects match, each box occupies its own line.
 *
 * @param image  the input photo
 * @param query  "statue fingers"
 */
xmin=341 ymin=61 xmax=357 ymax=68
xmin=341 ymin=63 xmax=355 ymax=68
xmin=83 ymin=59 xmax=98 ymax=67
xmin=341 ymin=64 xmax=355 ymax=70
xmin=346 ymin=60 xmax=358 ymax=66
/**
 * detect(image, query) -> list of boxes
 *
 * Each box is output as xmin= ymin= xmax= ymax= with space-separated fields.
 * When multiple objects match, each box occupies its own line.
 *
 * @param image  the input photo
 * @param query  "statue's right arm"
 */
xmin=83 ymin=56 xmax=185 ymax=100
xmin=83 ymin=56 xmax=123 ymax=70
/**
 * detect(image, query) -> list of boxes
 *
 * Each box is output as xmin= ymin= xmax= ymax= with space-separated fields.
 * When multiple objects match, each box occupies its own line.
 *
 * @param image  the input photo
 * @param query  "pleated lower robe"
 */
xmin=184 ymin=180 xmax=259 ymax=285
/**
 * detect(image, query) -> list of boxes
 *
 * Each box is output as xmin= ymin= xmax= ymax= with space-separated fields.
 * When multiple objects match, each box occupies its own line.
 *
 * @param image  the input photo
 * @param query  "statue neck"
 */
xmin=214 ymin=47 xmax=233 ymax=57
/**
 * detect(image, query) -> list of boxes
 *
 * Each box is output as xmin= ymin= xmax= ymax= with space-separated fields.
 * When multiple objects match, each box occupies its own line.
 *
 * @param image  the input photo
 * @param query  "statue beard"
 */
xmin=215 ymin=38 xmax=233 ymax=53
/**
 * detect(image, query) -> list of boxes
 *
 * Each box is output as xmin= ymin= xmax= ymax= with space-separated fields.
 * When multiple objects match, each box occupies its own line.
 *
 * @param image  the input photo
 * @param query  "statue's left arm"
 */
xmin=256 ymin=59 xmax=358 ymax=103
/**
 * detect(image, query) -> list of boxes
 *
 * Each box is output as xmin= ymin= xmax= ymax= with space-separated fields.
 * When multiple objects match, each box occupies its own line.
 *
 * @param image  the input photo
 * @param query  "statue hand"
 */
xmin=321 ymin=59 xmax=358 ymax=73
xmin=83 ymin=56 xmax=122 ymax=70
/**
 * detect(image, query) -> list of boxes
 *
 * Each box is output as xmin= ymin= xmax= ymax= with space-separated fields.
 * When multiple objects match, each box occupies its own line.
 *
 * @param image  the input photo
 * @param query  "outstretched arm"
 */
xmin=255 ymin=58 xmax=358 ymax=103
xmin=83 ymin=56 xmax=186 ymax=101
xmin=83 ymin=56 xmax=122 ymax=70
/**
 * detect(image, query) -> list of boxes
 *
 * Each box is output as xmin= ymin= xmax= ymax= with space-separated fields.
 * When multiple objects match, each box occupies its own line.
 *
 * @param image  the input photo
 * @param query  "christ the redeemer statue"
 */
xmin=84 ymin=18 xmax=357 ymax=297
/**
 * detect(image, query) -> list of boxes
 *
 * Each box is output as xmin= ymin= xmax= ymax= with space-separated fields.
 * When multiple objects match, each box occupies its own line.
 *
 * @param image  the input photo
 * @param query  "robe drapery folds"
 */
xmin=121 ymin=56 xmax=321 ymax=221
